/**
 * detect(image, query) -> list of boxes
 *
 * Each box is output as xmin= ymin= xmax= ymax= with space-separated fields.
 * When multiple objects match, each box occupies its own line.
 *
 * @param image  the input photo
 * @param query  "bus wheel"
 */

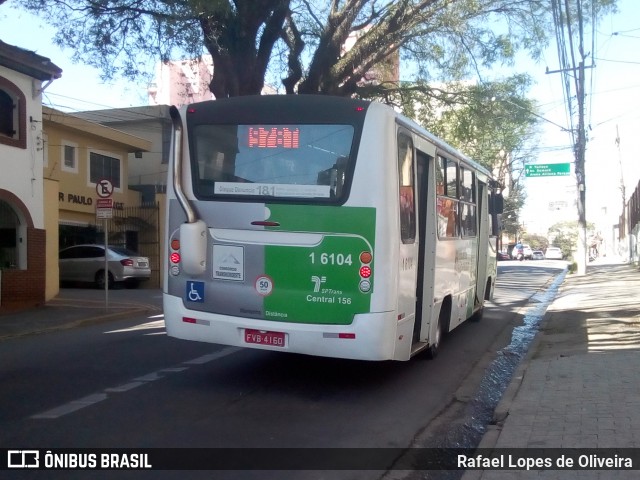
xmin=426 ymin=307 xmax=446 ymax=359
xmin=471 ymin=278 xmax=492 ymax=322
xmin=470 ymin=307 xmax=484 ymax=322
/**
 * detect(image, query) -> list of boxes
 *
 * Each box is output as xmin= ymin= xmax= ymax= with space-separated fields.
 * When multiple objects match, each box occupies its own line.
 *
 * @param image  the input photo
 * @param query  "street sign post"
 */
xmin=524 ymin=163 xmax=571 ymax=177
xmin=95 ymin=179 xmax=114 ymax=310
xmin=96 ymin=198 xmax=113 ymax=219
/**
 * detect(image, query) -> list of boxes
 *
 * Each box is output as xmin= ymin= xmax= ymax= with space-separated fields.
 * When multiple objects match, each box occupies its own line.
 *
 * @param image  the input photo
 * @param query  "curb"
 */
xmin=459 ymin=308 xmax=548 ymax=480
xmin=460 ymin=271 xmax=568 ymax=480
xmin=0 ymin=305 xmax=160 ymax=341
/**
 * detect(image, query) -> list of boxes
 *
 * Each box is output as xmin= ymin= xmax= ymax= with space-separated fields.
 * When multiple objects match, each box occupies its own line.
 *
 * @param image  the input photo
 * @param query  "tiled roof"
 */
xmin=0 ymin=39 xmax=62 ymax=81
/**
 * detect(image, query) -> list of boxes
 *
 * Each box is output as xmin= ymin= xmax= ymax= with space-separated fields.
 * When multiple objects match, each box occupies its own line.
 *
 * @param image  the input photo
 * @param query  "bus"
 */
xmin=164 ymin=95 xmax=503 ymax=361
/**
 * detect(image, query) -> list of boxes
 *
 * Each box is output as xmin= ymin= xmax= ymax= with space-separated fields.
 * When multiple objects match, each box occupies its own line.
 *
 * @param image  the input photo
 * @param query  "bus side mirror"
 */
xmin=180 ymin=220 xmax=207 ymax=275
xmin=489 ymin=192 xmax=504 ymax=215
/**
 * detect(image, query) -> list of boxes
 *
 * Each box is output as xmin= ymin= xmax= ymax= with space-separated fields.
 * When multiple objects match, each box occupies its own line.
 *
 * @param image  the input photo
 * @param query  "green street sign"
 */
xmin=525 ymin=163 xmax=571 ymax=177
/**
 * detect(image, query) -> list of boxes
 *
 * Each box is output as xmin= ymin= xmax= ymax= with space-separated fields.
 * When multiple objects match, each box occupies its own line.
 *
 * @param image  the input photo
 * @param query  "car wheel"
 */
xmin=95 ymin=270 xmax=114 ymax=289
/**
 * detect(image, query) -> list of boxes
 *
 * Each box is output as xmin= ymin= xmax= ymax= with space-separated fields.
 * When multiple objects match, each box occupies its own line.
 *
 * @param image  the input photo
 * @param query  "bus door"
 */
xmin=475 ymin=180 xmax=490 ymax=304
xmin=413 ymin=149 xmax=435 ymax=344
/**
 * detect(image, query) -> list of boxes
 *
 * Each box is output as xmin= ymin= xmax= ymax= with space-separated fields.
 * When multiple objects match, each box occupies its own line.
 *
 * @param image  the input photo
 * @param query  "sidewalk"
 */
xmin=0 ymin=287 xmax=162 ymax=340
xmin=464 ymin=257 xmax=640 ymax=479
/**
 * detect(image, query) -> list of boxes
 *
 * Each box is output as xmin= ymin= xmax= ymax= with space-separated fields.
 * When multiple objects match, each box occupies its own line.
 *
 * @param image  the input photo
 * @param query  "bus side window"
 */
xmin=398 ymin=133 xmax=415 ymax=244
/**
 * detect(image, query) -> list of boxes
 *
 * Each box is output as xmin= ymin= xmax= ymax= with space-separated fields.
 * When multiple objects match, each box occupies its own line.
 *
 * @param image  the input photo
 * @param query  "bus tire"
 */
xmin=470 ymin=307 xmax=484 ymax=322
xmin=471 ymin=278 xmax=492 ymax=322
xmin=426 ymin=303 xmax=447 ymax=359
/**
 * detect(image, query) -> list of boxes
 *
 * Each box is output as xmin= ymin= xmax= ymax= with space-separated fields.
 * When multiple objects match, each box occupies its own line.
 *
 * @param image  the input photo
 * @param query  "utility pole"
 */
xmin=547 ymin=0 xmax=590 ymax=275
xmin=616 ymin=125 xmax=627 ymax=259
xmin=574 ymin=56 xmax=587 ymax=275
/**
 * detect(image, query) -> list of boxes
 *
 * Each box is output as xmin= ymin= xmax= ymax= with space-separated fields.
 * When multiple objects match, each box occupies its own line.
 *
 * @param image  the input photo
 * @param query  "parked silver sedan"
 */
xmin=532 ymin=250 xmax=545 ymax=260
xmin=59 ymin=245 xmax=151 ymax=288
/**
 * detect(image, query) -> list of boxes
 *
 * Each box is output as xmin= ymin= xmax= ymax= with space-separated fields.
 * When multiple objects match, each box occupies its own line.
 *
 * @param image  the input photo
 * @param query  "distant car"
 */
xmin=545 ymin=246 xmax=563 ymax=260
xmin=532 ymin=250 xmax=545 ymax=260
xmin=59 ymin=245 xmax=151 ymax=288
xmin=497 ymin=251 xmax=511 ymax=261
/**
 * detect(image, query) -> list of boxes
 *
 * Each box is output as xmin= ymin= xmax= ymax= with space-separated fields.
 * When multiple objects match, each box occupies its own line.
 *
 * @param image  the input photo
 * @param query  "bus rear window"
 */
xmin=191 ymin=124 xmax=355 ymax=201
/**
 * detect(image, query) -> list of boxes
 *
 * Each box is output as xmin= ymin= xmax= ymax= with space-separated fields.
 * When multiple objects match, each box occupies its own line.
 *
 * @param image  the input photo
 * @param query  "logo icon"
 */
xmin=186 ymin=281 xmax=205 ymax=302
xmin=311 ymin=275 xmax=326 ymax=293
xmin=8 ymin=450 xmax=39 ymax=468
xmin=213 ymin=245 xmax=244 ymax=281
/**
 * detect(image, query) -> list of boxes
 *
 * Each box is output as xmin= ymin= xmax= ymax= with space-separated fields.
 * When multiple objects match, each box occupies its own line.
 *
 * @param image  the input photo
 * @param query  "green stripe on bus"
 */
xmin=262 ymin=205 xmax=375 ymax=325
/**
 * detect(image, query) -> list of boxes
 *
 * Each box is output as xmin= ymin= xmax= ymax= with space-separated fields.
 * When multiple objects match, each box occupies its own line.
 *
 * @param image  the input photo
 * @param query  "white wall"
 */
xmin=0 ymin=65 xmax=45 ymax=229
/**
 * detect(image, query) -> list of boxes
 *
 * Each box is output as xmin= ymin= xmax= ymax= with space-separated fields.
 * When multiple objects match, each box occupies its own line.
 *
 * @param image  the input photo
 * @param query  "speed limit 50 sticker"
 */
xmin=255 ymin=275 xmax=274 ymax=296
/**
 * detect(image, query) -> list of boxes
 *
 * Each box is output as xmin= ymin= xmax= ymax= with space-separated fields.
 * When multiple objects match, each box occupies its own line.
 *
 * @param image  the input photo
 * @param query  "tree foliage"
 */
xmin=13 ymin=0 xmax=577 ymax=98
xmin=521 ymin=233 xmax=548 ymax=251
xmin=548 ymin=220 xmax=597 ymax=260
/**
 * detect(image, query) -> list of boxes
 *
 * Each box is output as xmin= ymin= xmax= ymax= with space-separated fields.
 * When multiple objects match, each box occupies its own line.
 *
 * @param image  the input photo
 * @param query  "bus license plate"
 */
xmin=244 ymin=329 xmax=286 ymax=347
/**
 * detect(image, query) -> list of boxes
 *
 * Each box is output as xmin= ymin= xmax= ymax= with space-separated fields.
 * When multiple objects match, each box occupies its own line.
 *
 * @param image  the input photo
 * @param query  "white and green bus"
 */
xmin=164 ymin=95 xmax=503 ymax=361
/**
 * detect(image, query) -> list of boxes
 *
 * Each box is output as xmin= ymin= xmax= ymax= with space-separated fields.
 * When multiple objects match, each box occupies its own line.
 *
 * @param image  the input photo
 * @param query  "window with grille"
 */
xmin=89 ymin=151 xmax=121 ymax=189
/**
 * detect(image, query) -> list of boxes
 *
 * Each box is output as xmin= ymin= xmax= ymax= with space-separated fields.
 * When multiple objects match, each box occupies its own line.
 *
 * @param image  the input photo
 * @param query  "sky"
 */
xmin=1 ymin=0 xmax=639 ymax=247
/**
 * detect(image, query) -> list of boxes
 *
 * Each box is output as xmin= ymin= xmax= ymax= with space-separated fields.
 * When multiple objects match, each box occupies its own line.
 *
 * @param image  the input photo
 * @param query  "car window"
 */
xmin=59 ymin=247 xmax=77 ymax=260
xmin=110 ymin=246 xmax=138 ymax=256
xmin=78 ymin=246 xmax=104 ymax=258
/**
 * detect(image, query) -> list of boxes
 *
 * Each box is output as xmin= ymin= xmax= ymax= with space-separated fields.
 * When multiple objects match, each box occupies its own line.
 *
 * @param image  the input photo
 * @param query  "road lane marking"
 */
xmin=183 ymin=347 xmax=240 ymax=365
xmin=31 ymin=393 xmax=108 ymax=419
xmin=29 ymin=347 xmax=241 ymax=420
xmin=133 ymin=372 xmax=164 ymax=382
xmin=104 ymin=382 xmax=145 ymax=393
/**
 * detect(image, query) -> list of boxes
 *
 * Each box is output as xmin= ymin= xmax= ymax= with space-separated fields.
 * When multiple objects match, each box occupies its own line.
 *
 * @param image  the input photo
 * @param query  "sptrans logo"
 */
xmin=7 ymin=450 xmax=39 ymax=468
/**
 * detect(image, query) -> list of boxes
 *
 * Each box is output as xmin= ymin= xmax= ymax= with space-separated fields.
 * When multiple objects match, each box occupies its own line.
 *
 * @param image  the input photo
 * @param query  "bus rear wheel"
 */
xmin=426 ymin=305 xmax=447 ymax=359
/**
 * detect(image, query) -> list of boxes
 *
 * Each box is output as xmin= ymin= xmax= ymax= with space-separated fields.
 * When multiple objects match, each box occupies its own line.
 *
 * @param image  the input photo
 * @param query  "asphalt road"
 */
xmin=0 ymin=261 xmax=567 ymax=480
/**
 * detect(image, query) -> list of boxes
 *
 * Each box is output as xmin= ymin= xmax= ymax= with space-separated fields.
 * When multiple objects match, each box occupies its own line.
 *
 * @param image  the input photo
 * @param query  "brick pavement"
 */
xmin=463 ymin=258 xmax=640 ymax=479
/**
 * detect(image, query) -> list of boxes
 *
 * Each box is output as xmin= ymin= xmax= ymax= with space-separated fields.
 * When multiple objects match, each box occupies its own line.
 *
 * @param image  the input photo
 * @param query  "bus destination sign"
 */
xmin=525 ymin=163 xmax=570 ymax=177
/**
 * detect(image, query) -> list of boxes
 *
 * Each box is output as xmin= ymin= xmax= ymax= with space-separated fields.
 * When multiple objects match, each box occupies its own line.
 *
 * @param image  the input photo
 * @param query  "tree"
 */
xmin=522 ymin=234 xmax=548 ymax=251
xmin=14 ymin=0 xmax=567 ymax=98
xmin=500 ymin=185 xmax=526 ymax=241
xmin=391 ymin=75 xmax=538 ymax=249
xmin=548 ymin=220 xmax=596 ymax=260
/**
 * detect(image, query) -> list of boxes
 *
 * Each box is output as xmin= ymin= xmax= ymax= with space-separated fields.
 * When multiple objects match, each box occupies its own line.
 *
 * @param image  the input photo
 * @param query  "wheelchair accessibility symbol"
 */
xmin=186 ymin=281 xmax=205 ymax=302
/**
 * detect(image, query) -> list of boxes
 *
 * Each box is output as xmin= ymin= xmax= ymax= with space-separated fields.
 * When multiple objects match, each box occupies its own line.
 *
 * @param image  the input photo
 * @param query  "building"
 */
xmin=42 ymin=107 xmax=157 ymax=290
xmin=147 ymin=56 xmax=277 ymax=107
xmin=148 ymin=57 xmax=214 ymax=107
xmin=73 ymin=105 xmax=172 ymax=201
xmin=0 ymin=40 xmax=61 ymax=311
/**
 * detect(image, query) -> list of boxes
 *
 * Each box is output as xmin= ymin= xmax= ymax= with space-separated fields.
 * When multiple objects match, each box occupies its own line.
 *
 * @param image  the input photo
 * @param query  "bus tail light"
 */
xmin=170 ymin=252 xmax=181 ymax=264
xmin=359 ymin=251 xmax=372 ymax=264
xmin=359 ymin=266 xmax=372 ymax=278
xmin=359 ymin=251 xmax=372 ymax=292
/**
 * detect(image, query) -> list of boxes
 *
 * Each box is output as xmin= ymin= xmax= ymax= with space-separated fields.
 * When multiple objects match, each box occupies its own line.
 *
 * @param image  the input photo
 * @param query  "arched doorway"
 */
xmin=0 ymin=191 xmax=44 ymax=311
xmin=0 ymin=199 xmax=20 ymax=269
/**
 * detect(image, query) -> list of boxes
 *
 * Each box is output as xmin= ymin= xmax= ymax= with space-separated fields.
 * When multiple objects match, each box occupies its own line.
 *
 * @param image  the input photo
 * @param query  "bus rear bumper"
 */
xmin=163 ymin=294 xmax=408 ymax=361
